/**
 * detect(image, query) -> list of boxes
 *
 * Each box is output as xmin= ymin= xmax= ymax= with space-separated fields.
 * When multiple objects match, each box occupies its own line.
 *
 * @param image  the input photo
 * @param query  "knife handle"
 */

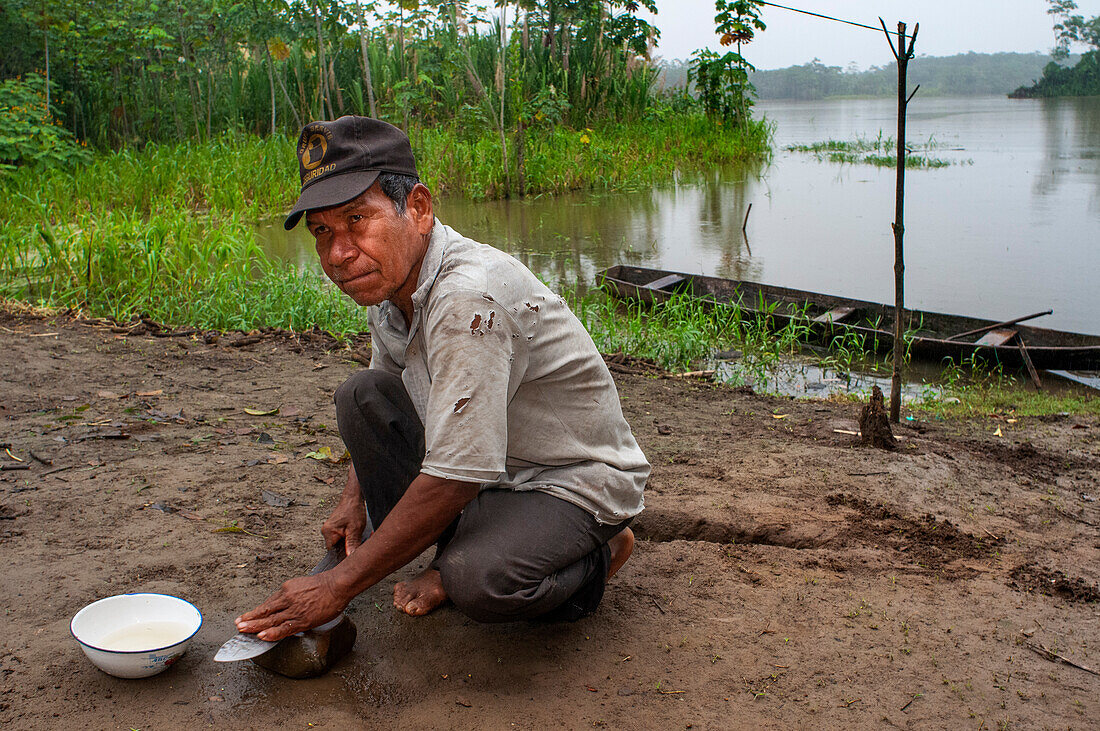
xmin=309 ymin=521 xmax=373 ymax=575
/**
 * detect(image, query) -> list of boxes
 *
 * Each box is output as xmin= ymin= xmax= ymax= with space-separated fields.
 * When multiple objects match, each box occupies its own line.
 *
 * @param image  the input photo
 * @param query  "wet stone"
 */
xmin=250 ymin=614 xmax=357 ymax=679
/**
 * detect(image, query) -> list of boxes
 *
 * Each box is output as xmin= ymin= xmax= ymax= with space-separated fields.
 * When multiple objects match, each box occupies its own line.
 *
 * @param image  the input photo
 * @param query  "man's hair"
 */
xmin=377 ymin=172 xmax=420 ymax=214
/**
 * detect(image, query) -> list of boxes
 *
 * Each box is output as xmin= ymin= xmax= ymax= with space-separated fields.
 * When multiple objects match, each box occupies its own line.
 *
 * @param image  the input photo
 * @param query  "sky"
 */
xmin=635 ymin=0 xmax=1100 ymax=69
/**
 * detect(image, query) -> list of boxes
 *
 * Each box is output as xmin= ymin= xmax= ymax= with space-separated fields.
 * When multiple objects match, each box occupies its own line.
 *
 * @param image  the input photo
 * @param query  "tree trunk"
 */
xmin=264 ymin=42 xmax=303 ymax=129
xmin=888 ymin=21 xmax=918 ymax=424
xmin=355 ymin=0 xmax=377 ymax=117
xmin=314 ymin=4 xmax=333 ymax=118
xmin=43 ymin=26 xmax=50 ymax=114
xmin=263 ymin=44 xmax=277 ymax=134
xmin=499 ymin=2 xmax=510 ymax=196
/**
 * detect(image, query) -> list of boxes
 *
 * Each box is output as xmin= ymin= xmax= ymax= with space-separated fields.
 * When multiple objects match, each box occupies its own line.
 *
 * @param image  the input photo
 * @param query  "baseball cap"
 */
xmin=283 ymin=116 xmax=419 ymax=230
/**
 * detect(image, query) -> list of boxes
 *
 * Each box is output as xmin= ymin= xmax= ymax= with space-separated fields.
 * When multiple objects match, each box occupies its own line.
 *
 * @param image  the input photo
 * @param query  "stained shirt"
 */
xmin=368 ymin=220 xmax=648 ymax=524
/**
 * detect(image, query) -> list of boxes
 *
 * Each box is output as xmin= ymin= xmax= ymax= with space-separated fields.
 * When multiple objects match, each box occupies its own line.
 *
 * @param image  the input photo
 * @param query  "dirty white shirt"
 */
xmin=367 ymin=220 xmax=648 ymax=524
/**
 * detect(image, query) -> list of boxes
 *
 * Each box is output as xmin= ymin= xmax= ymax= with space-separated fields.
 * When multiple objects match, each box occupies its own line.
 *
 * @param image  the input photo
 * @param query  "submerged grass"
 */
xmin=786 ymin=132 xmax=965 ymax=169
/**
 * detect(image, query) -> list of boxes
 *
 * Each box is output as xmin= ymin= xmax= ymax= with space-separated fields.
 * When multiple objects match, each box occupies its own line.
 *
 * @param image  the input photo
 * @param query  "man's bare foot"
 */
xmin=393 ymin=567 xmax=449 ymax=616
xmin=607 ymin=527 xmax=634 ymax=579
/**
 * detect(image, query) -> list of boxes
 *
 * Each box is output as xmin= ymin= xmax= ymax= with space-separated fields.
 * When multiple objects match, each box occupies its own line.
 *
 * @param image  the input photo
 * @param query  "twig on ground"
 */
xmin=1024 ymin=640 xmax=1100 ymax=676
xmin=651 ymin=597 xmax=667 ymax=614
xmin=41 ymin=465 xmax=75 ymax=477
xmin=900 ymin=693 xmax=922 ymax=711
xmin=1 ymin=464 xmax=31 ymax=471
xmin=29 ymin=451 xmax=52 ymax=466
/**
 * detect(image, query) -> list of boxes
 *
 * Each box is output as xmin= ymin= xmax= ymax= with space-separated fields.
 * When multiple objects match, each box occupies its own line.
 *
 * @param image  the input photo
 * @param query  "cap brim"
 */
xmin=283 ymin=170 xmax=381 ymax=230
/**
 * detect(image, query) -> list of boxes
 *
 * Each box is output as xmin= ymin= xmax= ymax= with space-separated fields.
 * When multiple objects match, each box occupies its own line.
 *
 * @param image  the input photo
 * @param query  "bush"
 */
xmin=0 ymin=73 xmax=90 ymax=172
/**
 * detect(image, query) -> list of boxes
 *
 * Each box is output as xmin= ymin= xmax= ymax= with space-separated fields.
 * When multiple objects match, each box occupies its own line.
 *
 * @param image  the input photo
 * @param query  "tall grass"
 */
xmin=0 ymin=116 xmax=769 ymax=332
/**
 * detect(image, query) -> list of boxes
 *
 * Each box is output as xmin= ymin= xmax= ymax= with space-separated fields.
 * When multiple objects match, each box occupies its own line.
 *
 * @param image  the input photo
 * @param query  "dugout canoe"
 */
xmin=597 ymin=265 xmax=1100 ymax=370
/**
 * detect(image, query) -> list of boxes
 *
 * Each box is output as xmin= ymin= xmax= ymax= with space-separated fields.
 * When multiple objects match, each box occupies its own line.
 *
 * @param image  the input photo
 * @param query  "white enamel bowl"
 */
xmin=70 ymin=593 xmax=203 ymax=678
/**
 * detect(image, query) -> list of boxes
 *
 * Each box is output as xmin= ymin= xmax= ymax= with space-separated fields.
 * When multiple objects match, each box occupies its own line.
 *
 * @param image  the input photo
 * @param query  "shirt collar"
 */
xmin=410 ymin=218 xmax=446 ymax=312
xmin=375 ymin=219 xmax=446 ymax=338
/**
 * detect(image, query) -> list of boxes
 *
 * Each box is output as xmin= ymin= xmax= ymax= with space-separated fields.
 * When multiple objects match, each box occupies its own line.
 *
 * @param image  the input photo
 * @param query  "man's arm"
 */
xmin=235 ymin=473 xmax=479 ymax=641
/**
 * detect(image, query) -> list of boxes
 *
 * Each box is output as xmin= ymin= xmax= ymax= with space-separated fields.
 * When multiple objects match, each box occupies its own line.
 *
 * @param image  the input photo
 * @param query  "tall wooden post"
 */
xmin=881 ymin=19 xmax=919 ymax=423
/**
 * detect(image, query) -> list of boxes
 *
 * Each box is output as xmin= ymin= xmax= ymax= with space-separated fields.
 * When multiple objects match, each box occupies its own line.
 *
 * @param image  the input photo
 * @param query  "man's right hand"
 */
xmin=321 ymin=466 xmax=368 ymax=557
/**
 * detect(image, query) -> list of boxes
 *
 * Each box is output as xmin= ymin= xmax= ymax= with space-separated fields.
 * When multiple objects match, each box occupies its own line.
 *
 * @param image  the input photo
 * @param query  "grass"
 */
xmin=0 ymin=115 xmax=768 ymax=331
xmin=571 ymin=288 xmax=1096 ymax=417
xmin=786 ymin=132 xmax=966 ymax=169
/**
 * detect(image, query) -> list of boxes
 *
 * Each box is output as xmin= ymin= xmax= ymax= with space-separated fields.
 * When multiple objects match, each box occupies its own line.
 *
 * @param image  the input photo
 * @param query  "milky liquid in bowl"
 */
xmin=99 ymin=621 xmax=194 ymax=652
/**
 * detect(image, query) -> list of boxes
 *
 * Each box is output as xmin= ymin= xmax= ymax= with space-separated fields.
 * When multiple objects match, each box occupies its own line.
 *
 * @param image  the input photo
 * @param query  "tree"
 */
xmin=1048 ymin=0 xmax=1100 ymax=59
xmin=689 ymin=0 xmax=765 ymax=124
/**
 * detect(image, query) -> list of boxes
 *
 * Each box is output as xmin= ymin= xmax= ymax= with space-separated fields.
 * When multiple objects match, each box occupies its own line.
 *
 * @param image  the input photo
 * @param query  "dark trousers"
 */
xmin=334 ymin=369 xmax=627 ymax=623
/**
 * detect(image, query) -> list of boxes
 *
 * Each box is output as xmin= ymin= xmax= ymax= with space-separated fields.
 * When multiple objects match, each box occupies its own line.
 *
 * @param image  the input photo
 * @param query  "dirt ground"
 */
xmin=2 ymin=309 xmax=1098 ymax=730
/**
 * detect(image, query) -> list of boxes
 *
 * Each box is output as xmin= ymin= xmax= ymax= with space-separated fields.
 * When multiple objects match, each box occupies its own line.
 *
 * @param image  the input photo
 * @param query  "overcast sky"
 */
xmin=636 ymin=0 xmax=1100 ymax=69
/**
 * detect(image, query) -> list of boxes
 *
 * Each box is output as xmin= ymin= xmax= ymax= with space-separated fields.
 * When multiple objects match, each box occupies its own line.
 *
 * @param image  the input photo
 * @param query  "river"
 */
xmin=260 ymin=95 xmax=1100 ymax=338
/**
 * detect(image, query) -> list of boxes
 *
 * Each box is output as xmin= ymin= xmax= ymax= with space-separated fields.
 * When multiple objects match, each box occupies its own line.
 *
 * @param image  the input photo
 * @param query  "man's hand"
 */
xmin=234 ymin=573 xmax=348 ymax=642
xmin=321 ymin=466 xmax=367 ymax=557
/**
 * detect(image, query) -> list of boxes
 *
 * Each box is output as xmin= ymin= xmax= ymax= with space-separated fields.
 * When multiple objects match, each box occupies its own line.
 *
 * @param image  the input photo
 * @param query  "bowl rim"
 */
xmin=70 ymin=592 xmax=203 ymax=655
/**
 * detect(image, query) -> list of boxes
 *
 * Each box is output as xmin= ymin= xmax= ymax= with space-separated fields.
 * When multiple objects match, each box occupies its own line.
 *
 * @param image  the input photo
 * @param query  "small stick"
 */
xmin=982 ymin=527 xmax=1001 ymax=541
xmin=666 ymin=370 xmax=716 ymax=379
xmin=1025 ymin=641 xmax=1100 ymax=676
xmin=742 ymin=203 xmax=752 ymax=234
xmin=4 ymin=448 xmax=23 ymax=462
xmin=651 ymin=597 xmax=667 ymax=614
xmin=40 ymin=464 xmax=75 ymax=477
xmin=29 ymin=451 xmax=52 ymax=466
xmin=1 ymin=464 xmax=31 ymax=471
xmin=900 ymin=693 xmax=922 ymax=711
xmin=847 ymin=471 xmax=889 ymax=476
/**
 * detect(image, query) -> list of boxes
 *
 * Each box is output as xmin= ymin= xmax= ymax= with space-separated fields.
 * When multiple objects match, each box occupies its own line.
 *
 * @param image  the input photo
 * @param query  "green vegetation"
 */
xmin=0 ymin=116 xmax=767 ymax=330
xmin=1011 ymin=0 xmax=1100 ymax=97
xmin=914 ymin=357 xmax=1100 ymax=418
xmin=786 ymin=134 xmax=963 ymax=169
xmin=1010 ymin=51 xmax=1100 ymax=97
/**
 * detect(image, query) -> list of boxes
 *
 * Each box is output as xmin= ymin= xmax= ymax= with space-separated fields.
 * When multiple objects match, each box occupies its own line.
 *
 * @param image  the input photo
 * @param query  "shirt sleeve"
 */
xmin=418 ymin=289 xmax=525 ymax=483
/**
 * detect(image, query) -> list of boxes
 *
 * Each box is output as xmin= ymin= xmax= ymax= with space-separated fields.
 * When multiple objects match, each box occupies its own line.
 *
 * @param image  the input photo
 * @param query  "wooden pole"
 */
xmin=880 ymin=19 xmax=919 ymax=424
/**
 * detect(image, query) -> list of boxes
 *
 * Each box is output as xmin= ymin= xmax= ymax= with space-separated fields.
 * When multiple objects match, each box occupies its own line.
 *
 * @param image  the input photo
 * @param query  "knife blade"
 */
xmin=214 ymin=521 xmax=373 ymax=662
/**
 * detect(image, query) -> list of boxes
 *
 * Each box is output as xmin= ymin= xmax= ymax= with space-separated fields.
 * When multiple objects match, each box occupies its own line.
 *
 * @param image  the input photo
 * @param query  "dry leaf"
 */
xmin=244 ymin=407 xmax=279 ymax=416
xmin=305 ymin=446 xmax=334 ymax=461
xmin=772 ymin=414 xmax=789 ymax=420
xmin=993 ymin=427 xmax=1003 ymax=437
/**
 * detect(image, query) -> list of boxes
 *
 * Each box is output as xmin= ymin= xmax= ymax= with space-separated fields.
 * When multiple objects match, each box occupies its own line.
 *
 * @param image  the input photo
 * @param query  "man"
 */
xmin=235 ymin=116 xmax=648 ymax=641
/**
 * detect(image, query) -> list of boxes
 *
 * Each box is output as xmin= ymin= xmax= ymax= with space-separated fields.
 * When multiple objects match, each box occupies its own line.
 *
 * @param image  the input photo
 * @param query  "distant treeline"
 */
xmin=1010 ymin=51 xmax=1100 ymax=97
xmin=659 ymin=52 xmax=1079 ymax=99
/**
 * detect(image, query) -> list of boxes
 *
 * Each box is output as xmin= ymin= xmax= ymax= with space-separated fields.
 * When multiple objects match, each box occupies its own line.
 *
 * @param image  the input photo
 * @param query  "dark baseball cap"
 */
xmin=283 ymin=116 xmax=419 ymax=230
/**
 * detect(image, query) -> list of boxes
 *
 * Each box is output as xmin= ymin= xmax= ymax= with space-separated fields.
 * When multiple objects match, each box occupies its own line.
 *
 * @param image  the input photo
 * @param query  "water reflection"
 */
xmin=1036 ymin=96 xmax=1100 ymax=213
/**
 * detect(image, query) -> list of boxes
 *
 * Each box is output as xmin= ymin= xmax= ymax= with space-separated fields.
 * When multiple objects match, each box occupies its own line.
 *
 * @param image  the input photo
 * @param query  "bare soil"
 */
xmin=2 ymin=310 xmax=1099 ymax=730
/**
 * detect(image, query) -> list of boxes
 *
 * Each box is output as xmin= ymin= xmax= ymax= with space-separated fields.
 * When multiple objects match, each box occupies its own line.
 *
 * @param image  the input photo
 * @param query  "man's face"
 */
xmin=306 ymin=183 xmax=432 ymax=309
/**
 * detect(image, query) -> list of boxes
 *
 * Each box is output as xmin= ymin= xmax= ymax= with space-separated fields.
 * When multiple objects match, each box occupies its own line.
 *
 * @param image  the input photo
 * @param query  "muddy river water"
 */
xmin=261 ymin=96 xmax=1100 ymax=340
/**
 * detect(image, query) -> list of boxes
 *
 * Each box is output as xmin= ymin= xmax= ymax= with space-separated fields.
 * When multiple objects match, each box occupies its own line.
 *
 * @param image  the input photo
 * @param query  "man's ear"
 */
xmin=408 ymin=183 xmax=434 ymax=235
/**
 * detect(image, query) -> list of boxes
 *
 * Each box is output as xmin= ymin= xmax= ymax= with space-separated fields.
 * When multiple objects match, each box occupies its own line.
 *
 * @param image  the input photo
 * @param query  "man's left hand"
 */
xmin=235 ymin=573 xmax=348 ymax=642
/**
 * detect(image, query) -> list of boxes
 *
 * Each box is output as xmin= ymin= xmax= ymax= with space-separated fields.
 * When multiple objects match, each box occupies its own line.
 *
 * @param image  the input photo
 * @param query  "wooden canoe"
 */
xmin=597 ymin=265 xmax=1100 ymax=370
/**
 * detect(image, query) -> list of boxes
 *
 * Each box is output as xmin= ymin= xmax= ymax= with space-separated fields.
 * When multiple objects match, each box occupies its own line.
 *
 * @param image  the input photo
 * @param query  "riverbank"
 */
xmin=0 ymin=116 xmax=768 ymax=331
xmin=2 ymin=309 xmax=1098 ymax=729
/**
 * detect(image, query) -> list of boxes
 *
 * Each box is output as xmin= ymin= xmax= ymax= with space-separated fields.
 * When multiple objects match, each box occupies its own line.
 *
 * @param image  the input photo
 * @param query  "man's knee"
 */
xmin=436 ymin=547 xmax=539 ymax=623
xmin=334 ymin=369 xmax=404 ymax=424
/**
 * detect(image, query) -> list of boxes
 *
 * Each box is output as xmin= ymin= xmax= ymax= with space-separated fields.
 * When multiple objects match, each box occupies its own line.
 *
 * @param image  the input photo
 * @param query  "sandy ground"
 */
xmin=1 ymin=309 xmax=1098 ymax=730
